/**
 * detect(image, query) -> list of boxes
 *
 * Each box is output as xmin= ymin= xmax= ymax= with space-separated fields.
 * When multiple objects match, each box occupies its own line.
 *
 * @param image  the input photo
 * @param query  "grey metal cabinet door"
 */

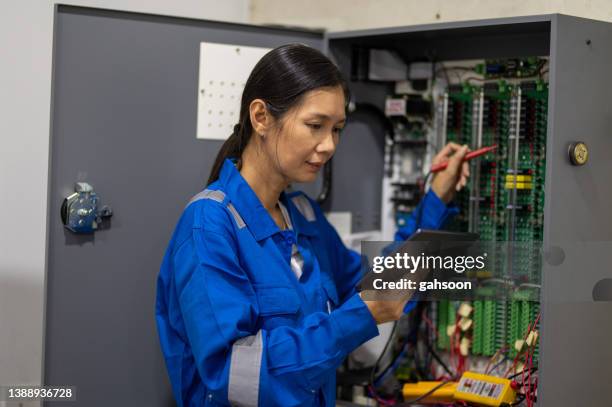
xmin=538 ymin=14 xmax=612 ymax=407
xmin=45 ymin=6 xmax=323 ymax=406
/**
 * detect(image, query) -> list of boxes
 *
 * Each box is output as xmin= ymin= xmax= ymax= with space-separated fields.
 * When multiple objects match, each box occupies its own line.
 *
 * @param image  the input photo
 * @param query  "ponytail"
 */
xmin=207 ymin=123 xmax=248 ymax=185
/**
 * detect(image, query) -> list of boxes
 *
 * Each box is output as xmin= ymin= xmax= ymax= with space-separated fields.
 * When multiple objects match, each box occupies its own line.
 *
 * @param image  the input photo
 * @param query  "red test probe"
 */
xmin=430 ymin=144 xmax=498 ymax=173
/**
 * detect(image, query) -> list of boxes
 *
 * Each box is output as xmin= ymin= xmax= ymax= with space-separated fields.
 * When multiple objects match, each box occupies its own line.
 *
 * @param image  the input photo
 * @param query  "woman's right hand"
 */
xmin=361 ymin=294 xmax=409 ymax=324
xmin=430 ymin=142 xmax=470 ymax=204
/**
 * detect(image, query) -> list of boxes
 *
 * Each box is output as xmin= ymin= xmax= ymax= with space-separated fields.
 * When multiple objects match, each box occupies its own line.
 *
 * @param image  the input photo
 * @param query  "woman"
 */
xmin=156 ymin=44 xmax=469 ymax=406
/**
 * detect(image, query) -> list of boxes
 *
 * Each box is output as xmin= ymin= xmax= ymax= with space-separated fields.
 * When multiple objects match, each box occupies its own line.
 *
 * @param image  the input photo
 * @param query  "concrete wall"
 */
xmin=250 ymin=0 xmax=612 ymax=31
xmin=0 ymin=2 xmax=248 ymax=405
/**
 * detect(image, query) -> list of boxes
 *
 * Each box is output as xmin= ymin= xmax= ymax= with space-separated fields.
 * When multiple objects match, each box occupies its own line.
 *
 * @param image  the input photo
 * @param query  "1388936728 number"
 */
xmin=1 ymin=386 xmax=77 ymax=401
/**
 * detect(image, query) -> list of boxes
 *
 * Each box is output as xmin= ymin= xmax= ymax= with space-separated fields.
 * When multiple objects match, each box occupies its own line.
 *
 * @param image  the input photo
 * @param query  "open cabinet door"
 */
xmin=45 ymin=6 xmax=323 ymax=406
xmin=538 ymin=14 xmax=612 ymax=406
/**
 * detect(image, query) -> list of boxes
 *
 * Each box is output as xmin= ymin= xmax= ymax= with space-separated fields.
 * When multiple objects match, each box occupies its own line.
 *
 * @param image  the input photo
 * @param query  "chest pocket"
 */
xmin=254 ymin=285 xmax=301 ymax=329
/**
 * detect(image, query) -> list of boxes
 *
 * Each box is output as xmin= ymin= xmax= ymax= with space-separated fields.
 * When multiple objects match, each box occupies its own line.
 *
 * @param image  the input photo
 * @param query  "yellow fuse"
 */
xmin=505 ymin=175 xmax=532 ymax=182
xmin=466 ymin=270 xmax=493 ymax=279
xmin=453 ymin=371 xmax=517 ymax=406
xmin=504 ymin=182 xmax=533 ymax=190
xmin=403 ymin=381 xmax=457 ymax=404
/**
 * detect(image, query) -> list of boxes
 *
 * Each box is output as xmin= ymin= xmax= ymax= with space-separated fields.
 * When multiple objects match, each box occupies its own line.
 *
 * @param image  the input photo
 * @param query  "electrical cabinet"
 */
xmin=46 ymin=7 xmax=612 ymax=406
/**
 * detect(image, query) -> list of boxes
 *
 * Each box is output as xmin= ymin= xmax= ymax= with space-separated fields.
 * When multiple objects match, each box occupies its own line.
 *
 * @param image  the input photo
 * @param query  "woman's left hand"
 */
xmin=430 ymin=142 xmax=471 ymax=204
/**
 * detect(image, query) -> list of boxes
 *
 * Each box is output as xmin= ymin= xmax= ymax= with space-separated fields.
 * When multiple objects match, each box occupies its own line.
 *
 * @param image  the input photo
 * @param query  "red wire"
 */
xmin=532 ymin=313 xmax=541 ymax=329
xmin=422 ymin=309 xmax=436 ymax=340
xmin=513 ymin=312 xmax=541 ymax=406
xmin=505 ymin=312 xmax=541 ymax=377
xmin=522 ymin=350 xmax=528 ymax=406
xmin=506 ymin=347 xmax=523 ymax=377
xmin=449 ymin=314 xmax=461 ymax=376
xmin=453 ymin=314 xmax=462 ymax=377
xmin=526 ymin=349 xmax=533 ymax=405
xmin=528 ymin=312 xmax=540 ymax=406
xmin=527 ymin=337 xmax=538 ymax=407
xmin=368 ymin=385 xmax=395 ymax=406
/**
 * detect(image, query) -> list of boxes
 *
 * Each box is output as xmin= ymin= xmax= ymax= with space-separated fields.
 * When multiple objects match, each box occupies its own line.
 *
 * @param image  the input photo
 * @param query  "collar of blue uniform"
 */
xmin=218 ymin=158 xmax=318 ymax=241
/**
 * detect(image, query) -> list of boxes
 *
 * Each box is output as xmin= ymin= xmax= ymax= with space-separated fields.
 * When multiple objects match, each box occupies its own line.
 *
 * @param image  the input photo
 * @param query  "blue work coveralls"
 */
xmin=155 ymin=158 xmax=458 ymax=406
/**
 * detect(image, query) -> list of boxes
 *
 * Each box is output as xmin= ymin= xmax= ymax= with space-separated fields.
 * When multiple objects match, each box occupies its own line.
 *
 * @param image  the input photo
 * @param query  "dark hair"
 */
xmin=207 ymin=43 xmax=350 ymax=185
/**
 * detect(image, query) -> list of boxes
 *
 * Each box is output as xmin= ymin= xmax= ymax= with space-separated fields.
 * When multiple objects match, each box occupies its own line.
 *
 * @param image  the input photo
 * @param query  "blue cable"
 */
xmin=374 ymin=344 xmax=409 ymax=387
xmin=489 ymin=356 xmax=510 ymax=375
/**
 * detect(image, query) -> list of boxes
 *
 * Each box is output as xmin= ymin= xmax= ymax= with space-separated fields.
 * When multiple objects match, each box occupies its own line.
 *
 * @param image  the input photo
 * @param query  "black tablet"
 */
xmin=359 ymin=229 xmax=479 ymax=299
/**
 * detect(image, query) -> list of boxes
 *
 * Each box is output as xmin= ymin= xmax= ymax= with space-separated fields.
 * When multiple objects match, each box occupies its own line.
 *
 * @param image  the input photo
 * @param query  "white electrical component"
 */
xmin=514 ymin=339 xmax=525 ymax=352
xmin=459 ymin=317 xmax=473 ymax=332
xmin=196 ymin=42 xmax=271 ymax=140
xmin=458 ymin=302 xmax=473 ymax=317
xmin=526 ymin=330 xmax=539 ymax=347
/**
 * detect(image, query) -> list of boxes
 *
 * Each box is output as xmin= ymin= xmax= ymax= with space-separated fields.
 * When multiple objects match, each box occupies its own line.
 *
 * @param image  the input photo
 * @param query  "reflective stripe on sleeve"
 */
xmin=228 ymin=330 xmax=263 ymax=406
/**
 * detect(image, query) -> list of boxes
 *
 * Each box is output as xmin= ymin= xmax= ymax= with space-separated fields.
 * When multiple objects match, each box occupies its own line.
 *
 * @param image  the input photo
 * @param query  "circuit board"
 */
xmin=436 ymin=79 xmax=546 ymax=361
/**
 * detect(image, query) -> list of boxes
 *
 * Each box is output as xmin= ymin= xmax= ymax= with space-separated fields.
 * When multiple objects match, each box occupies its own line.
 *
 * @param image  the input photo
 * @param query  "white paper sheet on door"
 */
xmin=196 ymin=42 xmax=271 ymax=140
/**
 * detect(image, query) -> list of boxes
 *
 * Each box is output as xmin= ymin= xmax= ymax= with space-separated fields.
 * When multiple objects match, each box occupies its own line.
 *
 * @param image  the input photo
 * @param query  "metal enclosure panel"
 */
xmin=539 ymin=15 xmax=612 ymax=406
xmin=45 ymin=6 xmax=322 ymax=407
xmin=329 ymin=15 xmax=551 ymax=62
xmin=328 ymin=14 xmax=555 ymax=39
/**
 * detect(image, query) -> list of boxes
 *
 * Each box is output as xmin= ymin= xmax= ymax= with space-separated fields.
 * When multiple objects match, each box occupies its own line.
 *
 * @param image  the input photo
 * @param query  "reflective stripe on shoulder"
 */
xmin=228 ymin=330 xmax=263 ymax=406
xmin=186 ymin=189 xmax=226 ymax=207
xmin=291 ymin=194 xmax=316 ymax=222
xmin=186 ymin=189 xmax=246 ymax=229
